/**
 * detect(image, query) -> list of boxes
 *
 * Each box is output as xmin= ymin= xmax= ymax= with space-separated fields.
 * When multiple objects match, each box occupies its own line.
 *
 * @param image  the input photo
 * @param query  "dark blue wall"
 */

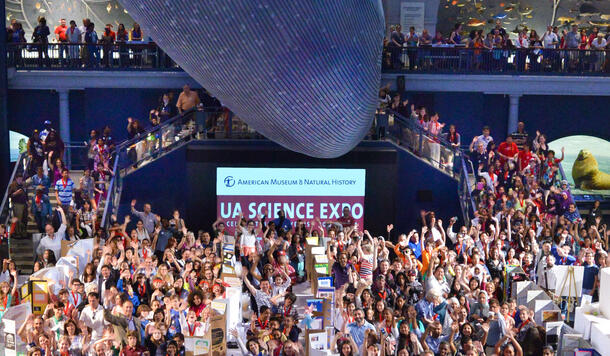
xmin=8 ymin=89 xmax=610 ymax=148
xmin=79 ymin=88 xmax=169 ymax=142
xmin=395 ymin=148 xmax=462 ymax=232
xmin=403 ymin=92 xmax=509 ymax=144
xmin=7 ymin=88 xmax=170 ymax=142
xmin=7 ymin=90 xmax=59 ymax=136
xmin=519 ymin=95 xmax=610 ymax=142
xmin=119 ymin=145 xmax=189 ymax=231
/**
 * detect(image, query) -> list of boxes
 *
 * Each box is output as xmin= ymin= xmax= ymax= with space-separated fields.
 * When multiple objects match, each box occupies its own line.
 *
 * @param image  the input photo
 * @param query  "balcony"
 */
xmin=6 ymin=42 xmax=198 ymax=90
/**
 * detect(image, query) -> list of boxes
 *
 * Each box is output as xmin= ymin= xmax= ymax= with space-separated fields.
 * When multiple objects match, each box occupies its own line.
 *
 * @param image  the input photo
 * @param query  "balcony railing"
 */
xmin=6 ymin=42 xmax=181 ymax=70
xmin=383 ymin=46 xmax=610 ymax=76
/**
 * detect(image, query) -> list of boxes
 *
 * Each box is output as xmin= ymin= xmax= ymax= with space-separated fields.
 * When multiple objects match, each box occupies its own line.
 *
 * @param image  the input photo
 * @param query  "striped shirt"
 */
xmin=359 ymin=255 xmax=374 ymax=279
xmin=55 ymin=178 xmax=75 ymax=205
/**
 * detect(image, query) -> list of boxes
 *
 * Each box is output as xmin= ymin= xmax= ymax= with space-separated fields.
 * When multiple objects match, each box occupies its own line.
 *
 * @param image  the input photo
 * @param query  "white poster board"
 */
xmin=3 ymin=302 xmax=31 ymax=356
xmin=553 ymin=265 xmax=584 ymax=298
xmin=308 ymin=331 xmax=328 ymax=351
xmin=400 ymin=2 xmax=425 ymax=34
xmin=599 ymin=268 xmax=610 ymax=319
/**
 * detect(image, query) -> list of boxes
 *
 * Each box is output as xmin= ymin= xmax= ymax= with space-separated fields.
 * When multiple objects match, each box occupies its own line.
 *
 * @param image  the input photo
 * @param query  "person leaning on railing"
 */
xmin=6 ymin=21 xmax=26 ymax=67
xmin=65 ymin=21 xmax=81 ymax=68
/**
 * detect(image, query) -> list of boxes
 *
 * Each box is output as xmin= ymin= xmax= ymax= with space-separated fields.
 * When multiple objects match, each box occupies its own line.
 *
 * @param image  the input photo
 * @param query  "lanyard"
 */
xmin=71 ymin=291 xmax=80 ymax=306
xmin=257 ymin=317 xmax=269 ymax=329
xmin=138 ymin=283 xmax=146 ymax=296
xmin=61 ymin=178 xmax=68 ymax=189
xmin=187 ymin=322 xmax=196 ymax=336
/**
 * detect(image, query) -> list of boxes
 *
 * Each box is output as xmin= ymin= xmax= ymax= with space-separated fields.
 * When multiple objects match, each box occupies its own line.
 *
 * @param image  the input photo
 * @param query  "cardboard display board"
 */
xmin=306 ymin=329 xmax=328 ymax=356
xmin=3 ymin=302 xmax=31 ymax=356
xmin=19 ymin=280 xmax=48 ymax=315
xmin=208 ymin=314 xmax=227 ymax=355
xmin=184 ymin=337 xmax=210 ymax=356
xmin=599 ymin=268 xmax=610 ymax=319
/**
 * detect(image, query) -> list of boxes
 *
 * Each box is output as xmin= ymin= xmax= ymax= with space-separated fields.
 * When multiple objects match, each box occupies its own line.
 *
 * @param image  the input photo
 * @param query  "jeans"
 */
xmin=34 ymin=210 xmax=48 ymax=233
xmin=37 ymin=43 xmax=50 ymax=67
xmin=58 ymin=43 xmax=68 ymax=64
xmin=87 ymin=46 xmax=99 ymax=67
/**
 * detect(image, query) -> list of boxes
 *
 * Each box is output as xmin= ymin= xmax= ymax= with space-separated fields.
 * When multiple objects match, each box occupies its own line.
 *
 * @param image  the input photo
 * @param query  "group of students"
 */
xmin=7 ymin=16 xmax=146 ymax=68
xmin=385 ymin=20 xmax=610 ymax=72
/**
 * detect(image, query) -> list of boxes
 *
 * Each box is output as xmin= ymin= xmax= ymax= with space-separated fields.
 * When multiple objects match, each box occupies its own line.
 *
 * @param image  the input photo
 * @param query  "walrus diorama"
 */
xmin=572 ymin=149 xmax=610 ymax=190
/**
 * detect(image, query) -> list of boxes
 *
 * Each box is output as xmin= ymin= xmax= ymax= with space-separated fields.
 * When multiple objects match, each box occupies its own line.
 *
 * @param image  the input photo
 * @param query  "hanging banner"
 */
xmin=400 ymin=2 xmax=425 ymax=34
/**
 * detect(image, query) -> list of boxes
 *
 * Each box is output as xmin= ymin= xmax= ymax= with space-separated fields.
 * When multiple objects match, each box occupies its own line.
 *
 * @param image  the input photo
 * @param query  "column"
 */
xmin=0 ymin=0 xmax=9 ymax=189
xmin=58 ymin=89 xmax=71 ymax=166
xmin=507 ymin=94 xmax=521 ymax=136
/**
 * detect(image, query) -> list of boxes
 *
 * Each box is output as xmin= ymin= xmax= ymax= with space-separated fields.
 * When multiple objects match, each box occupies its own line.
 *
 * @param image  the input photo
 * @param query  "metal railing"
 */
xmin=383 ymin=46 xmax=610 ymax=75
xmin=99 ymin=106 xmax=264 ymax=228
xmin=6 ymin=42 xmax=180 ymax=70
xmin=0 ymin=153 xmax=27 ymax=229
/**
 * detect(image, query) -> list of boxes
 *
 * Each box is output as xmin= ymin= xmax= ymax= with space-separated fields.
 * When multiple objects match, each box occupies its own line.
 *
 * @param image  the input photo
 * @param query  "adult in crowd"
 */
xmin=32 ymin=17 xmax=50 ymax=67
xmin=176 ymin=85 xmax=201 ymax=115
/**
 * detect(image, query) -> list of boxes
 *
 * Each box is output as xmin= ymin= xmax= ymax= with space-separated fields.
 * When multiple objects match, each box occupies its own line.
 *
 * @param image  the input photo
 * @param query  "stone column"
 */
xmin=507 ymin=94 xmax=521 ymax=136
xmin=58 ymin=89 xmax=71 ymax=166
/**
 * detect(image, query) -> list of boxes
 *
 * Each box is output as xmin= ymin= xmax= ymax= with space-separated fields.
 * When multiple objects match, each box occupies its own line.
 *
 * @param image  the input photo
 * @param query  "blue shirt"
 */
xmin=583 ymin=264 xmax=599 ymax=290
xmin=346 ymin=321 xmax=376 ymax=348
xmin=155 ymin=229 xmax=173 ymax=252
xmin=409 ymin=241 xmax=422 ymax=259
xmin=31 ymin=174 xmax=51 ymax=193
xmin=415 ymin=299 xmax=434 ymax=320
xmin=425 ymin=334 xmax=450 ymax=354
xmin=55 ymin=178 xmax=74 ymax=205
xmin=272 ymin=217 xmax=292 ymax=232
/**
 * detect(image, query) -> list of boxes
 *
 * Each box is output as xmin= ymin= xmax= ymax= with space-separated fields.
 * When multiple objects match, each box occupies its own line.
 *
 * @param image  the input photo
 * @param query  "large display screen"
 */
xmin=216 ymin=167 xmax=366 ymax=233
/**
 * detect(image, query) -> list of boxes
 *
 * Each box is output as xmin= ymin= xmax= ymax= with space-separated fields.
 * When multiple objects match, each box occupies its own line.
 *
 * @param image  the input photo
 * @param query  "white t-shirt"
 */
xmin=36 ymin=223 xmax=66 ymax=258
xmin=79 ymin=304 xmax=106 ymax=341
xmin=240 ymin=227 xmax=257 ymax=249
xmin=542 ymin=32 xmax=558 ymax=48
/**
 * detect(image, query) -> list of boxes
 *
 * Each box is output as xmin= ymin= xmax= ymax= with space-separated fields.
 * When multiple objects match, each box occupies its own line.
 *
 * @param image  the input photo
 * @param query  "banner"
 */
xmin=217 ymin=168 xmax=366 ymax=234
xmin=400 ymin=2 xmax=425 ymax=34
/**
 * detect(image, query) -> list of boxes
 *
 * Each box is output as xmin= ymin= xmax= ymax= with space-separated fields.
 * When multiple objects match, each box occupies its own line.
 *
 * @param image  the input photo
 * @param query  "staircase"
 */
xmin=0 ymin=109 xmax=225 ymax=274
xmin=382 ymin=110 xmax=477 ymax=225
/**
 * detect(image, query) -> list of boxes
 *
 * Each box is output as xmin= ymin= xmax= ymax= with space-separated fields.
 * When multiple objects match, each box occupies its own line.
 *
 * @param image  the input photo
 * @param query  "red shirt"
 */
xmin=120 ymin=345 xmax=147 ymax=356
xmin=54 ymin=25 xmax=68 ymax=41
xmin=498 ymin=141 xmax=518 ymax=161
xmin=518 ymin=150 xmax=534 ymax=171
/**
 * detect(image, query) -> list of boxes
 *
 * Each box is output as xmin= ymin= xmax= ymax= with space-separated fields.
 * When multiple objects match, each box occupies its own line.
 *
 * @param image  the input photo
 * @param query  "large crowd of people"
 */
xmin=3 ymin=108 xmax=606 ymax=356
xmin=1 ymin=82 xmax=607 ymax=356
xmin=384 ymin=21 xmax=610 ymax=73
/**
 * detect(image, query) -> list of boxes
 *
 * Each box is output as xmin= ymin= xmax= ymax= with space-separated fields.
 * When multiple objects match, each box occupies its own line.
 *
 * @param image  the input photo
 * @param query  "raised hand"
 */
xmin=386 ymin=224 xmax=394 ymax=233
xmin=131 ymin=199 xmax=137 ymax=207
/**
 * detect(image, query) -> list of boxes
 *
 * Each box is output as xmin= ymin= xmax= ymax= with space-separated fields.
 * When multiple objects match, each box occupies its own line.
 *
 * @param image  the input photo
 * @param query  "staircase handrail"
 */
xmin=0 ymin=153 xmax=25 ymax=226
xmin=100 ymin=154 xmax=120 ymax=228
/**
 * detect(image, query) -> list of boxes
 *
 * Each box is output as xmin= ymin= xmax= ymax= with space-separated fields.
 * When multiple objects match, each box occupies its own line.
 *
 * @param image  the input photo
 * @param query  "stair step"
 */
xmin=13 ymin=259 xmax=35 ymax=266
xmin=9 ymin=246 xmax=32 ymax=253
xmin=10 ymin=240 xmax=33 ymax=246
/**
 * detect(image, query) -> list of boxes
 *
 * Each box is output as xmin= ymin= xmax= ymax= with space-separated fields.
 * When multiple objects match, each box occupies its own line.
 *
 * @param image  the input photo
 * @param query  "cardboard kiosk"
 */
xmin=19 ymin=280 xmax=48 ymax=315
xmin=3 ymin=302 xmax=32 ymax=356
xmin=574 ymin=268 xmax=610 ymax=356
